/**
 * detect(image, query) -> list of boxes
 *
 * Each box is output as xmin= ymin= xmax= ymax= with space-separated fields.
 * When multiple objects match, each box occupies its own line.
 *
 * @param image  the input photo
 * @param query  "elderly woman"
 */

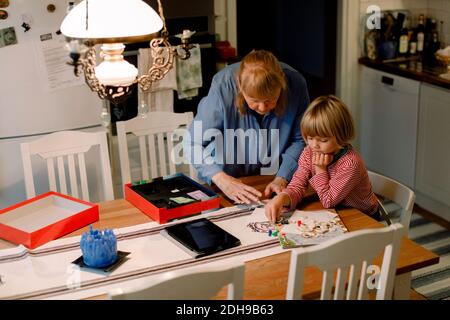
xmin=184 ymin=50 xmax=310 ymax=204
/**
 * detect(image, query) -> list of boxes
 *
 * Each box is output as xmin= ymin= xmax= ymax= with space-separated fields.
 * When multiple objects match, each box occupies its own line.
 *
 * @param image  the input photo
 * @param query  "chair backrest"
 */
xmin=20 ymin=130 xmax=114 ymax=202
xmin=286 ymin=223 xmax=404 ymax=300
xmin=116 ymin=111 xmax=195 ymax=186
xmin=368 ymin=170 xmax=415 ymax=235
xmin=108 ymin=262 xmax=245 ymax=300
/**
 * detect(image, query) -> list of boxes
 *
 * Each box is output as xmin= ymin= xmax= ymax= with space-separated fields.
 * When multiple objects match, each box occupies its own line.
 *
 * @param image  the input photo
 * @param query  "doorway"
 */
xmin=236 ymin=0 xmax=338 ymax=100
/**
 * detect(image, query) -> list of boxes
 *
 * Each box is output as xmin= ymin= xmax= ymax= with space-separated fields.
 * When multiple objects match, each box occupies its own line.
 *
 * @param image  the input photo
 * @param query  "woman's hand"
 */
xmin=312 ymin=152 xmax=333 ymax=173
xmin=212 ymin=172 xmax=262 ymax=204
xmin=264 ymin=176 xmax=288 ymax=198
xmin=265 ymin=193 xmax=290 ymax=223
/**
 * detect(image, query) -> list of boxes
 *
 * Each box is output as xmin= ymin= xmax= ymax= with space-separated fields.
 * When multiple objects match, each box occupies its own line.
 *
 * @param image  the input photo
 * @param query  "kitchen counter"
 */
xmin=359 ymin=57 xmax=450 ymax=90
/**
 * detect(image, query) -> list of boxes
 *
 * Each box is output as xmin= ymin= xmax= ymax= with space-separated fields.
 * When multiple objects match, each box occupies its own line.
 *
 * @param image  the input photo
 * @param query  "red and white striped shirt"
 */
xmin=282 ymin=145 xmax=379 ymax=215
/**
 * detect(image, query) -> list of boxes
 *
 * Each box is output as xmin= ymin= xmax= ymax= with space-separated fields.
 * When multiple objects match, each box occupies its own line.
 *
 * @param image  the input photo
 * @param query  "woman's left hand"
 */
xmin=264 ymin=176 xmax=288 ymax=198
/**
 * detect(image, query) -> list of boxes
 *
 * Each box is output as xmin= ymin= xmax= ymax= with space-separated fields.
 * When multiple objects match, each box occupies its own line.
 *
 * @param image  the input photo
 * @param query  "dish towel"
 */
xmin=176 ymin=44 xmax=203 ymax=100
xmin=138 ymin=47 xmax=177 ymax=112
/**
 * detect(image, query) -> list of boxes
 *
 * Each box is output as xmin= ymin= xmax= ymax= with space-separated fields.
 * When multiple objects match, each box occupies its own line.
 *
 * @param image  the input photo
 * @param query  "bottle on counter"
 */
xmin=439 ymin=21 xmax=446 ymax=49
xmin=409 ymin=31 xmax=418 ymax=56
xmin=398 ymin=18 xmax=410 ymax=57
xmin=431 ymin=19 xmax=438 ymax=32
xmin=394 ymin=12 xmax=406 ymax=40
xmin=421 ymin=17 xmax=440 ymax=63
xmin=416 ymin=14 xmax=426 ymax=55
xmin=425 ymin=32 xmax=441 ymax=65
xmin=431 ymin=32 xmax=441 ymax=54
xmin=425 ymin=16 xmax=433 ymax=33
xmin=424 ymin=16 xmax=434 ymax=55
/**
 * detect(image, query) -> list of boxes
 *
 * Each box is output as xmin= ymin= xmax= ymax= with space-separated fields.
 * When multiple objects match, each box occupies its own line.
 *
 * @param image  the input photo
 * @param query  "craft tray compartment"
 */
xmin=124 ymin=173 xmax=220 ymax=224
xmin=0 ymin=192 xmax=99 ymax=249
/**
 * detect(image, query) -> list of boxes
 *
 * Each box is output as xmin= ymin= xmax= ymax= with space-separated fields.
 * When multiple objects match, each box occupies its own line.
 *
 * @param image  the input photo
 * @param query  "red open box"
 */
xmin=0 ymin=191 xmax=99 ymax=249
xmin=125 ymin=173 xmax=221 ymax=224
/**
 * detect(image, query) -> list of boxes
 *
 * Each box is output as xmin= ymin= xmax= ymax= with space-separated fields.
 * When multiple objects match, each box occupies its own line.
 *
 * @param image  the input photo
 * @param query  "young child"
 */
xmin=265 ymin=95 xmax=379 ymax=223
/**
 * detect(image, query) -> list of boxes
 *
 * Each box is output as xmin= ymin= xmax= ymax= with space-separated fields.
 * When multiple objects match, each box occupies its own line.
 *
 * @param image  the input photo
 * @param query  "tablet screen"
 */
xmin=163 ymin=218 xmax=241 ymax=256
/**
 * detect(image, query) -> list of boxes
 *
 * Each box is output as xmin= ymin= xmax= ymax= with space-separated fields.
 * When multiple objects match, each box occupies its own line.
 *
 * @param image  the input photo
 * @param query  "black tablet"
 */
xmin=160 ymin=218 xmax=241 ymax=258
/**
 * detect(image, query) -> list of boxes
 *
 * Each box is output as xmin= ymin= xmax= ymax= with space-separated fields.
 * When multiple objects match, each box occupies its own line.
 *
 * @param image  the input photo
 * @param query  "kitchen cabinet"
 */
xmin=359 ymin=65 xmax=450 ymax=221
xmin=359 ymin=66 xmax=420 ymax=189
xmin=415 ymin=84 xmax=450 ymax=210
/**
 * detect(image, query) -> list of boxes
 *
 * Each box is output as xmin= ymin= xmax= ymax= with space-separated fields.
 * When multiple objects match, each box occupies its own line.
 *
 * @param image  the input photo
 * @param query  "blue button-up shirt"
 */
xmin=183 ymin=62 xmax=310 ymax=184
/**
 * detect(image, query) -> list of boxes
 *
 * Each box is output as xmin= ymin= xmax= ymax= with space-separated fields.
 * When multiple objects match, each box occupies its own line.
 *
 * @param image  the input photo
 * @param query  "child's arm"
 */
xmin=265 ymin=148 xmax=312 ymax=223
xmin=282 ymin=148 xmax=312 ymax=210
xmin=309 ymin=156 xmax=362 ymax=208
xmin=265 ymin=193 xmax=291 ymax=223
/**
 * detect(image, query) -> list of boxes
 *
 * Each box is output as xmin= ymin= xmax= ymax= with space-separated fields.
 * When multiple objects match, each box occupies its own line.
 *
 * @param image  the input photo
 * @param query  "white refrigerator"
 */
xmin=0 ymin=0 xmax=104 ymax=208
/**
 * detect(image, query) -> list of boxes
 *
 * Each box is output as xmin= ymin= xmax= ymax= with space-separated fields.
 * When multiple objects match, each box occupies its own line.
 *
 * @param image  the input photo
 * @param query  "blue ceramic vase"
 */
xmin=378 ymin=41 xmax=397 ymax=60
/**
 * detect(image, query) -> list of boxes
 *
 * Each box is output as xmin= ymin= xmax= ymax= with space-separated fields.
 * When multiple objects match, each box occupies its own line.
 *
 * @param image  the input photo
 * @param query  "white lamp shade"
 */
xmin=94 ymin=43 xmax=138 ymax=86
xmin=60 ymin=0 xmax=163 ymax=43
xmin=95 ymin=59 xmax=138 ymax=86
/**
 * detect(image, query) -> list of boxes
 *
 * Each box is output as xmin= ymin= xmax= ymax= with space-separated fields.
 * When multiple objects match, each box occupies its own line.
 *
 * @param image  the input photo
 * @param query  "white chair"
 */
xmin=20 ymin=130 xmax=114 ymax=202
xmin=108 ymin=263 xmax=245 ymax=300
xmin=286 ymin=223 xmax=404 ymax=300
xmin=368 ymin=170 xmax=415 ymax=235
xmin=116 ymin=111 xmax=195 ymax=187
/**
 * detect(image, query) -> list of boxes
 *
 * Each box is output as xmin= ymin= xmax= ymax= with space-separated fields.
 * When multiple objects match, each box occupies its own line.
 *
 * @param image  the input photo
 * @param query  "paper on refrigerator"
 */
xmin=32 ymin=31 xmax=84 ymax=92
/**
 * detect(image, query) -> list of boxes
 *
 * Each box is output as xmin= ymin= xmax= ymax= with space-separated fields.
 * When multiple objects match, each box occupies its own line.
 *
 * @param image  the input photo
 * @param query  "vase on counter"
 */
xmin=378 ymin=41 xmax=397 ymax=61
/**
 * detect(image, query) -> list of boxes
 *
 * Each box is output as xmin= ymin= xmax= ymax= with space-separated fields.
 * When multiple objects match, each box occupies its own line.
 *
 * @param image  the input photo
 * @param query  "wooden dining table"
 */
xmin=0 ymin=175 xmax=440 ymax=300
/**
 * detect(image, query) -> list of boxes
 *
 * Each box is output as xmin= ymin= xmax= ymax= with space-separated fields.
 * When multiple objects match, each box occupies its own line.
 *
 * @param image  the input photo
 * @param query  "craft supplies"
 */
xmin=170 ymin=196 xmax=196 ymax=204
xmin=125 ymin=173 xmax=220 ymax=223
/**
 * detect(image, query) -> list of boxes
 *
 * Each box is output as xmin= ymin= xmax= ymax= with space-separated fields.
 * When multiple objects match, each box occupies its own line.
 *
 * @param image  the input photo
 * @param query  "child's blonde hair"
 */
xmin=235 ymin=50 xmax=288 ymax=116
xmin=301 ymin=95 xmax=355 ymax=146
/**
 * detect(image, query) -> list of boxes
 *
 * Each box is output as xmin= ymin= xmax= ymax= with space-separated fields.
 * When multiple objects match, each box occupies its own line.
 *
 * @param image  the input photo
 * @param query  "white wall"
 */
xmin=213 ymin=0 xmax=237 ymax=50
xmin=336 ymin=0 xmax=361 ymax=149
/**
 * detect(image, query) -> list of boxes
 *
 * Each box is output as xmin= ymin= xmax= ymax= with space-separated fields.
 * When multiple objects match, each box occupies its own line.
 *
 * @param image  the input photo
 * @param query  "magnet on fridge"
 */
xmin=0 ymin=27 xmax=17 ymax=47
xmin=21 ymin=14 xmax=33 ymax=28
xmin=0 ymin=9 xmax=7 ymax=20
xmin=47 ymin=4 xmax=56 ymax=13
xmin=21 ymin=22 xmax=31 ymax=32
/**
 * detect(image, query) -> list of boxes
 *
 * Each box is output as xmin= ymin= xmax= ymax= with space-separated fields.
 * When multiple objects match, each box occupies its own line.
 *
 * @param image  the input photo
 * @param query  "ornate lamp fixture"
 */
xmin=60 ymin=0 xmax=193 ymax=105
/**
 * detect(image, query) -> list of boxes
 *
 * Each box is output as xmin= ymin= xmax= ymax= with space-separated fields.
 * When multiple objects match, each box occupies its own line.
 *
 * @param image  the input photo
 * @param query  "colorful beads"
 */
xmin=268 ymin=221 xmax=284 ymax=238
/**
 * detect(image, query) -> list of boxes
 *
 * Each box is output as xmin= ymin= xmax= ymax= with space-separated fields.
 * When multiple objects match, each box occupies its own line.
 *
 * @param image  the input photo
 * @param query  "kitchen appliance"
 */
xmin=0 ymin=0 xmax=103 ymax=208
xmin=359 ymin=66 xmax=420 ymax=189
